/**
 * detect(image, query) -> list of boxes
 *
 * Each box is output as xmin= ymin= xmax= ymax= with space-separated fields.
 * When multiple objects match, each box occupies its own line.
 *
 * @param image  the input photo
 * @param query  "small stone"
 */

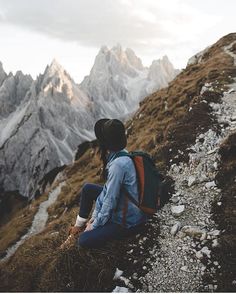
xmin=200 ymin=232 xmax=207 ymax=241
xmin=143 ymin=266 xmax=147 ymax=270
xmin=196 ymin=251 xmax=203 ymax=259
xmin=177 ymin=231 xmax=186 ymax=238
xmin=209 ymin=229 xmax=220 ymax=236
xmin=188 ymin=176 xmax=197 ymax=187
xmin=170 ymin=222 xmax=182 ymax=236
xmin=201 ymin=246 xmax=211 ymax=258
xmin=208 ymin=284 xmax=214 ymax=291
xmin=112 ymin=286 xmax=129 ymax=293
xmin=213 ymin=162 xmax=218 ymax=170
xmin=199 ymin=134 xmax=205 ymax=139
xmin=119 ymin=276 xmax=130 ymax=286
xmin=180 ymin=265 xmax=188 ymax=272
xmin=207 ymin=148 xmax=218 ymax=155
xmin=113 ymin=268 xmax=124 ymax=280
xmin=171 ymin=205 xmax=185 ymax=216
xmin=171 ymin=196 xmax=180 ymax=204
xmin=182 ymin=226 xmax=205 ymax=239
xmin=205 ymin=181 xmax=216 ymax=189
xmin=148 ymin=286 xmax=153 ymax=292
xmin=132 ymin=273 xmax=138 ymax=279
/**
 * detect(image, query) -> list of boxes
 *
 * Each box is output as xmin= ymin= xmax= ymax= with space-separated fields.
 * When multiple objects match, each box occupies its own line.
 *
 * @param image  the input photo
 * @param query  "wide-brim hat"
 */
xmin=94 ymin=118 xmax=127 ymax=151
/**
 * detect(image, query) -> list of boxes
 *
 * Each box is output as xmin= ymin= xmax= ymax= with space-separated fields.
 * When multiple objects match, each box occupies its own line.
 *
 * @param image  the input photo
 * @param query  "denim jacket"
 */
xmin=92 ymin=149 xmax=147 ymax=229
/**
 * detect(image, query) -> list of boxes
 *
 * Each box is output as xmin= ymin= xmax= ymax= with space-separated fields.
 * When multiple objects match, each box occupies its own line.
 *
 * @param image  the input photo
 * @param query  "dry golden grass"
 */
xmin=0 ymin=33 xmax=236 ymax=292
xmin=0 ymin=193 xmax=48 ymax=257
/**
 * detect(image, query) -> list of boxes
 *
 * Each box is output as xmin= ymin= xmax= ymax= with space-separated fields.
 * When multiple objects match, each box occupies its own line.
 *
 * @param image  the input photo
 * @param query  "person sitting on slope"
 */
xmin=60 ymin=118 xmax=147 ymax=249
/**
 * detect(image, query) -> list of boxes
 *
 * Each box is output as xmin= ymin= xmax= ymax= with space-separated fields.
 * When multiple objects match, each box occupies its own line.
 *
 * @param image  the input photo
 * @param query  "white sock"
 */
xmin=75 ymin=215 xmax=88 ymax=227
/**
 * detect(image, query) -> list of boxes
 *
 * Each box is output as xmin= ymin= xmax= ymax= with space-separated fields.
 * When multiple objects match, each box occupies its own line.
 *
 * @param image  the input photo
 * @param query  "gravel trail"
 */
xmin=108 ymin=41 xmax=236 ymax=293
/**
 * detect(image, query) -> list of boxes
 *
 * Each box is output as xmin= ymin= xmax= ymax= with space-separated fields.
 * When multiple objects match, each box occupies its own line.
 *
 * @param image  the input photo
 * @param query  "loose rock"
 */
xmin=171 ymin=205 xmax=185 ymax=216
xmin=170 ymin=222 xmax=182 ymax=236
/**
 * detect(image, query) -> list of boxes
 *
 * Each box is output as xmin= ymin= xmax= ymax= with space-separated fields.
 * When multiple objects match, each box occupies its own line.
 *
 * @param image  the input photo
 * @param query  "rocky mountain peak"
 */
xmin=99 ymin=45 xmax=109 ymax=54
xmin=125 ymin=47 xmax=144 ymax=70
xmin=0 ymin=64 xmax=33 ymax=119
xmin=147 ymin=55 xmax=178 ymax=90
xmin=44 ymin=59 xmax=68 ymax=79
xmin=39 ymin=59 xmax=77 ymax=98
xmin=92 ymin=44 xmax=143 ymax=77
xmin=81 ymin=45 xmax=179 ymax=119
xmin=111 ymin=43 xmax=122 ymax=54
xmin=0 ymin=61 xmax=7 ymax=87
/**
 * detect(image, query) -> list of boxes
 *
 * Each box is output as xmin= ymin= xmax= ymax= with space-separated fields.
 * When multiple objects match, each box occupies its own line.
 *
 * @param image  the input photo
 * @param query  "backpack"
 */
xmin=114 ymin=151 xmax=170 ymax=216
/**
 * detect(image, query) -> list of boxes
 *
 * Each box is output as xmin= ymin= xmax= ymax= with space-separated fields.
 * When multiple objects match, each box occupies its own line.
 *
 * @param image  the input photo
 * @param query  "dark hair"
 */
xmin=99 ymin=144 xmax=108 ymax=180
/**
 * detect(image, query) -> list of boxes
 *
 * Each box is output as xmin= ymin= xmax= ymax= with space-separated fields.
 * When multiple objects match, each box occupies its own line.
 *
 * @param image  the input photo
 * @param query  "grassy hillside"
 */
xmin=0 ymin=33 xmax=236 ymax=292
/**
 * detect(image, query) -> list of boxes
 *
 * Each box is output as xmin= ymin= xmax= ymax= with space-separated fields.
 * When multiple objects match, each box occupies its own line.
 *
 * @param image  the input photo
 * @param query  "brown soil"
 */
xmin=213 ymin=132 xmax=236 ymax=292
xmin=0 ymin=33 xmax=236 ymax=292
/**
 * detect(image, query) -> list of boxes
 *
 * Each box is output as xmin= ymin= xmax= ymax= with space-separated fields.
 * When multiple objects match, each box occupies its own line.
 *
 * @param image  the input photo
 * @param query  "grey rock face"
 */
xmin=0 ymin=67 xmax=33 ymax=118
xmin=147 ymin=55 xmax=180 ymax=93
xmin=81 ymin=45 xmax=179 ymax=120
xmin=0 ymin=60 xmax=95 ymax=198
xmin=0 ymin=62 xmax=7 ymax=86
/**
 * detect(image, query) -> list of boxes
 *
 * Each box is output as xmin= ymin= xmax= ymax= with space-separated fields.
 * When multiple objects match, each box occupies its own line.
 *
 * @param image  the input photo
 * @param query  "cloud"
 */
xmin=0 ymin=0 xmax=220 ymax=53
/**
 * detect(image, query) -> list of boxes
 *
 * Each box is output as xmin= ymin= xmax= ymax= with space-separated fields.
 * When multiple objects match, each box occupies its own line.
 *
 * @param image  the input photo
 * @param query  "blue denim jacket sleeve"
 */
xmin=91 ymin=196 xmax=101 ymax=220
xmin=92 ymin=161 xmax=125 ymax=229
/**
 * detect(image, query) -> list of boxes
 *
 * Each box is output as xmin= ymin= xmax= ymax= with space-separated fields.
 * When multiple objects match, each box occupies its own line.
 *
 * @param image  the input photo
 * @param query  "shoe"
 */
xmin=60 ymin=225 xmax=85 ymax=250
xmin=69 ymin=225 xmax=85 ymax=236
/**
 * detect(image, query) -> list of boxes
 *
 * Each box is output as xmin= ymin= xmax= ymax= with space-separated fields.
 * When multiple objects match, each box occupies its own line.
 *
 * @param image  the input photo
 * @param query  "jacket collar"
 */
xmin=107 ymin=149 xmax=128 ymax=163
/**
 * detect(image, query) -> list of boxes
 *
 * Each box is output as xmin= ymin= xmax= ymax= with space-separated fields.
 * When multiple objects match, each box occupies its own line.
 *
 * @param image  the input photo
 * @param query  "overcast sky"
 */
xmin=0 ymin=0 xmax=235 ymax=82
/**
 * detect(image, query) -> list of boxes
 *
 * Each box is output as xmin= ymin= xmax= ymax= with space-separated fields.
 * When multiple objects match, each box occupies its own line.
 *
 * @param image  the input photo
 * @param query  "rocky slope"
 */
xmin=0 ymin=34 xmax=235 ymax=292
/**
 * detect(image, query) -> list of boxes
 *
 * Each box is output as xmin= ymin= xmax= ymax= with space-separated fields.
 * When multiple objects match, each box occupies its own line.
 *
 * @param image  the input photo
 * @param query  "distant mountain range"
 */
xmin=81 ymin=44 xmax=179 ymax=118
xmin=0 ymin=45 xmax=179 ymax=198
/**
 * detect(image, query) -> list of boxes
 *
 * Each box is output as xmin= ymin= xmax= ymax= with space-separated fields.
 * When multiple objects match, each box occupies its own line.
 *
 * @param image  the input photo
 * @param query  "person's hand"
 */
xmin=85 ymin=219 xmax=94 ymax=231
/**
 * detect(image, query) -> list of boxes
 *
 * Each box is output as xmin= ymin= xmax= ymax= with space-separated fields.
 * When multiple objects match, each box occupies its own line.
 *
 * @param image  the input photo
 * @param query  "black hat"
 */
xmin=94 ymin=118 xmax=127 ymax=151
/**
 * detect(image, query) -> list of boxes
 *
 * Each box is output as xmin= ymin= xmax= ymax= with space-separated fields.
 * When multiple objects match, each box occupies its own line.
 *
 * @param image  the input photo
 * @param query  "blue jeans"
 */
xmin=79 ymin=183 xmax=103 ymax=219
xmin=78 ymin=183 xmax=145 ymax=249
